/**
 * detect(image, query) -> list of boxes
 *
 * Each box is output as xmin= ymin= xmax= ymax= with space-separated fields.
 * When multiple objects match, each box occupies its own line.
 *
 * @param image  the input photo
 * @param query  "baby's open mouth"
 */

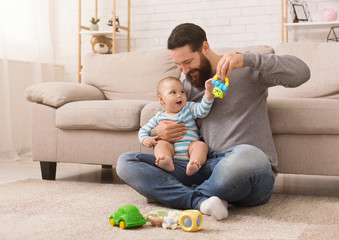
xmin=176 ymin=101 xmax=182 ymax=105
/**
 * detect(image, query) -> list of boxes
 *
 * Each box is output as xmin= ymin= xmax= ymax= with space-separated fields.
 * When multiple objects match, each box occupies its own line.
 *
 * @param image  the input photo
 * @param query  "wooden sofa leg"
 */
xmin=101 ymin=165 xmax=113 ymax=183
xmin=40 ymin=162 xmax=57 ymax=180
xmin=102 ymin=165 xmax=112 ymax=169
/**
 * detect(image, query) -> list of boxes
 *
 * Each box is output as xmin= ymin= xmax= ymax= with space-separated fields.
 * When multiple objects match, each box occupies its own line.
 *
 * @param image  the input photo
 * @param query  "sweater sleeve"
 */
xmin=242 ymin=52 xmax=311 ymax=88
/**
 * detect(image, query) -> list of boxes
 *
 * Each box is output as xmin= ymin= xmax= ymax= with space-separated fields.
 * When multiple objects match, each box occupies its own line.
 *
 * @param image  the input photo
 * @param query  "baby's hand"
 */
xmin=205 ymin=79 xmax=214 ymax=92
xmin=204 ymin=79 xmax=214 ymax=99
xmin=142 ymin=136 xmax=158 ymax=148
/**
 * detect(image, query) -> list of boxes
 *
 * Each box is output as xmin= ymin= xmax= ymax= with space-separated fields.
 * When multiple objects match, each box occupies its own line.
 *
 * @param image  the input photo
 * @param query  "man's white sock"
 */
xmin=199 ymin=196 xmax=228 ymax=221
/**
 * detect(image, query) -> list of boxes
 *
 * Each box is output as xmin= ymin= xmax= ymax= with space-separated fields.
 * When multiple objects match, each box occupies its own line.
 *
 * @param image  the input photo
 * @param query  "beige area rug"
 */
xmin=0 ymin=179 xmax=338 ymax=240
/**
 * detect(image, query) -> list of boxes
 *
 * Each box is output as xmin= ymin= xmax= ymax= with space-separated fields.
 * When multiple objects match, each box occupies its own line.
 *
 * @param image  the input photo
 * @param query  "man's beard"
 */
xmin=186 ymin=52 xmax=212 ymax=89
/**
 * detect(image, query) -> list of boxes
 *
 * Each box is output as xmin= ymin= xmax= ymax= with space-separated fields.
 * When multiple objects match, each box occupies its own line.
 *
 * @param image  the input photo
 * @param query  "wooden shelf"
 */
xmin=281 ymin=0 xmax=339 ymax=42
xmin=284 ymin=21 xmax=339 ymax=28
xmin=80 ymin=30 xmax=117 ymax=36
xmin=78 ymin=0 xmax=130 ymax=83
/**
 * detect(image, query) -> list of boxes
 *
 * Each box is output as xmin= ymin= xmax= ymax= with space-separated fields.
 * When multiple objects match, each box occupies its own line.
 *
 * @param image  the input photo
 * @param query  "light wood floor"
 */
xmin=1 ymin=157 xmax=339 ymax=197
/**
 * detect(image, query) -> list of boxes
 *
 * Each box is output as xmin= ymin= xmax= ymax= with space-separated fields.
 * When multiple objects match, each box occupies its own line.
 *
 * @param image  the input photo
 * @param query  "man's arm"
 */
xmin=217 ymin=52 xmax=310 ymax=88
xmin=243 ymin=52 xmax=310 ymax=87
xmin=155 ymin=121 xmax=186 ymax=143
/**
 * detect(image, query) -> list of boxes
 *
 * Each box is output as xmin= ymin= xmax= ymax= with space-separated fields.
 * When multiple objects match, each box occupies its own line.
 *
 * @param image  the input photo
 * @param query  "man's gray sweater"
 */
xmin=184 ymin=52 xmax=310 ymax=173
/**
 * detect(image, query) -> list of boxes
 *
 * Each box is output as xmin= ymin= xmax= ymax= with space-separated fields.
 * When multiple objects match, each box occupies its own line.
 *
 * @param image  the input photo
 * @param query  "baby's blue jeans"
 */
xmin=116 ymin=144 xmax=275 ymax=210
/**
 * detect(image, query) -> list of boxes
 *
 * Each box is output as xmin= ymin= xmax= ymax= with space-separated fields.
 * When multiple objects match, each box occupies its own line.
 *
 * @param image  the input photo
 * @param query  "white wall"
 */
xmin=0 ymin=61 xmax=58 ymax=159
xmin=53 ymin=0 xmax=339 ymax=82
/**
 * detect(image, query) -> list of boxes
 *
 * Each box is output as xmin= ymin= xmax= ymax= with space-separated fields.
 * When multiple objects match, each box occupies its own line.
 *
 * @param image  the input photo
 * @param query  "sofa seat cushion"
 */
xmin=56 ymin=100 xmax=150 ymax=130
xmin=268 ymin=98 xmax=339 ymax=134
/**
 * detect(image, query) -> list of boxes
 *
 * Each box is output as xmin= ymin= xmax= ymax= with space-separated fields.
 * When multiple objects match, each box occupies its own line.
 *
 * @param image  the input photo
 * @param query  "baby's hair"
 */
xmin=157 ymin=76 xmax=182 ymax=95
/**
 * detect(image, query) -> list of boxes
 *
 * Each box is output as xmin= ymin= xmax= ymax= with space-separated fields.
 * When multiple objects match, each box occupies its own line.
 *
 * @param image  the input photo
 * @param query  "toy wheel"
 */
xmin=109 ymin=218 xmax=115 ymax=226
xmin=119 ymin=221 xmax=126 ymax=229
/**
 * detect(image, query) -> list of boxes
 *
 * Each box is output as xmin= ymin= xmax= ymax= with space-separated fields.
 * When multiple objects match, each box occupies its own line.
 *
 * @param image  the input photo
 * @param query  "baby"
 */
xmin=138 ymin=76 xmax=214 ymax=176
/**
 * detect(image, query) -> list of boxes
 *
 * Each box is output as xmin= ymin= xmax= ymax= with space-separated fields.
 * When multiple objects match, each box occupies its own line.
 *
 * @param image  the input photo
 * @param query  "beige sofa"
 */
xmin=25 ymin=43 xmax=339 ymax=180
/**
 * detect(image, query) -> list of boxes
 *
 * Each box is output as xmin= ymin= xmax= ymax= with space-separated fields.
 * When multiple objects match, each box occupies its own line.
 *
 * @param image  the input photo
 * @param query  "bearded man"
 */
xmin=117 ymin=23 xmax=310 ymax=220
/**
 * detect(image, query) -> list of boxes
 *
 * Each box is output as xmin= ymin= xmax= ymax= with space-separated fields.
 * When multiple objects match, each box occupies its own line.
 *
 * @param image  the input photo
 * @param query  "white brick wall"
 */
xmin=53 ymin=0 xmax=339 ymax=82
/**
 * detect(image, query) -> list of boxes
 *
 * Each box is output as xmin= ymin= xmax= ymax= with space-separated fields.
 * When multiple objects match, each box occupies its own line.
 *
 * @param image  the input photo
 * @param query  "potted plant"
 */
xmin=89 ymin=17 xmax=100 ymax=31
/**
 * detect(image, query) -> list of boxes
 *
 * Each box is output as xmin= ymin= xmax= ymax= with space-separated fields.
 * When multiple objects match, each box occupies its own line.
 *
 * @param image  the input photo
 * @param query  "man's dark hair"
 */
xmin=167 ymin=23 xmax=207 ymax=52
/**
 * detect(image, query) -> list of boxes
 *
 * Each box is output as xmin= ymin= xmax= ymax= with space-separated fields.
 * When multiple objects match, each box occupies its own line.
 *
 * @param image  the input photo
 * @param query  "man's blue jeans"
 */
xmin=116 ymin=144 xmax=275 ymax=210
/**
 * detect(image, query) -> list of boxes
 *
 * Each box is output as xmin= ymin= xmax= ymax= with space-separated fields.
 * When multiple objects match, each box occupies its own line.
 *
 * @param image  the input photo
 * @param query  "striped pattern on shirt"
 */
xmin=139 ymin=96 xmax=214 ymax=160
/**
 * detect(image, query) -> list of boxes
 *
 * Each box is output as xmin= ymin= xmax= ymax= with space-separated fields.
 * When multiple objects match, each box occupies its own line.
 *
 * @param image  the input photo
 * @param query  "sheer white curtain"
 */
xmin=0 ymin=0 xmax=54 ymax=161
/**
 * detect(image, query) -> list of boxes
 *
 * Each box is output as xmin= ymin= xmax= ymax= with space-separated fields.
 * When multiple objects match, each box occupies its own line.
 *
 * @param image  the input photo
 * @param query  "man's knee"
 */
xmin=116 ymin=151 xmax=139 ymax=178
xmin=217 ymin=144 xmax=272 ymax=179
xmin=236 ymin=144 xmax=266 ymax=157
xmin=235 ymin=144 xmax=271 ymax=169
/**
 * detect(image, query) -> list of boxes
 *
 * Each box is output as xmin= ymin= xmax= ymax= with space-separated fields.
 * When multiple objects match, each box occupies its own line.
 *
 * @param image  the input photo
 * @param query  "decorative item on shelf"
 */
xmin=288 ymin=0 xmax=312 ymax=23
xmin=327 ymin=26 xmax=339 ymax=42
xmin=107 ymin=16 xmax=120 ymax=32
xmin=292 ymin=3 xmax=308 ymax=22
xmin=287 ymin=0 xmax=298 ymax=22
xmin=323 ymin=8 xmax=338 ymax=22
xmin=91 ymin=35 xmax=112 ymax=54
xmin=89 ymin=17 xmax=100 ymax=31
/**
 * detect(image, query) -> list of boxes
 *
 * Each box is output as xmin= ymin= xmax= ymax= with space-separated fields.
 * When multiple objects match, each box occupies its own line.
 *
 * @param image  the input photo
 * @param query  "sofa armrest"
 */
xmin=25 ymin=82 xmax=106 ymax=108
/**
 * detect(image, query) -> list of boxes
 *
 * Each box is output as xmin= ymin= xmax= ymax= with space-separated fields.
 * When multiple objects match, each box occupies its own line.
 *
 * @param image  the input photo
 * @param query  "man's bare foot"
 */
xmin=155 ymin=155 xmax=175 ymax=172
xmin=186 ymin=160 xmax=201 ymax=176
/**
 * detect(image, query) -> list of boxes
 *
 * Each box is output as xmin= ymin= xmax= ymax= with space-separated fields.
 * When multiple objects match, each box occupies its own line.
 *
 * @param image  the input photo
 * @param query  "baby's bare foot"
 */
xmin=186 ymin=160 xmax=201 ymax=176
xmin=156 ymin=155 xmax=175 ymax=172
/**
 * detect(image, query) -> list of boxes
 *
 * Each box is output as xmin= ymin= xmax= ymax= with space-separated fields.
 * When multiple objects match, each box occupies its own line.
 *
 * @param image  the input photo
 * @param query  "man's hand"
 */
xmin=217 ymin=53 xmax=243 ymax=79
xmin=142 ymin=136 xmax=158 ymax=148
xmin=156 ymin=120 xmax=186 ymax=143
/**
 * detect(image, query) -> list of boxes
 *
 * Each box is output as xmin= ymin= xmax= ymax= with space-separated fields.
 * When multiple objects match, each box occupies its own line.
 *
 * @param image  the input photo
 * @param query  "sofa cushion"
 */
xmin=268 ymin=98 xmax=339 ymax=134
xmin=269 ymin=42 xmax=339 ymax=99
xmin=214 ymin=45 xmax=275 ymax=55
xmin=56 ymin=100 xmax=150 ymax=131
xmin=25 ymin=82 xmax=105 ymax=108
xmin=141 ymin=98 xmax=339 ymax=134
xmin=140 ymin=101 xmax=164 ymax=126
xmin=82 ymin=49 xmax=181 ymax=101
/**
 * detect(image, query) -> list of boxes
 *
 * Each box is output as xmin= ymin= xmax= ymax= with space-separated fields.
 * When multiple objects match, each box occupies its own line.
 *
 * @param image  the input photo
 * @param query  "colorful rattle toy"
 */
xmin=179 ymin=210 xmax=203 ymax=232
xmin=211 ymin=74 xmax=229 ymax=99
